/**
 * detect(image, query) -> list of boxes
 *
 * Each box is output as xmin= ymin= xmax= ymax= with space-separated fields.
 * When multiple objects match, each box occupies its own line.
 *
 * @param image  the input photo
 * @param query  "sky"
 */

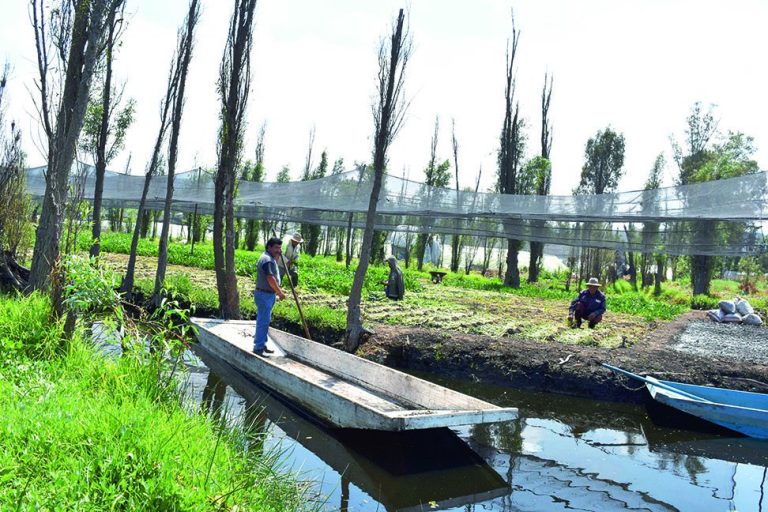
xmin=1 ymin=0 xmax=767 ymax=195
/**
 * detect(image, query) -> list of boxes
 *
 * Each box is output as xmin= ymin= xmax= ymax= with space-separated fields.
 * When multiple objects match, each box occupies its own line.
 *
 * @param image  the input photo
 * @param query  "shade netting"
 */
xmin=25 ymin=164 xmax=767 ymax=256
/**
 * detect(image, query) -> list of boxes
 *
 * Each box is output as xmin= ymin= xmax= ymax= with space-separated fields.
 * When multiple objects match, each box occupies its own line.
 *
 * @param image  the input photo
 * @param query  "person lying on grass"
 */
xmin=568 ymin=277 xmax=606 ymax=329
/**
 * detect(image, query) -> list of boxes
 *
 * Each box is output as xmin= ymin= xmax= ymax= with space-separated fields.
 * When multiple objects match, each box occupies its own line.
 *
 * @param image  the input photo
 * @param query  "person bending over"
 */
xmin=381 ymin=256 xmax=405 ymax=300
xmin=568 ymin=277 xmax=606 ymax=329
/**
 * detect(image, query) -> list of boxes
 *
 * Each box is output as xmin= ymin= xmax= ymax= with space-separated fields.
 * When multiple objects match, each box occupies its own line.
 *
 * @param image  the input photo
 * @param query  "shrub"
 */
xmin=691 ymin=294 xmax=719 ymax=310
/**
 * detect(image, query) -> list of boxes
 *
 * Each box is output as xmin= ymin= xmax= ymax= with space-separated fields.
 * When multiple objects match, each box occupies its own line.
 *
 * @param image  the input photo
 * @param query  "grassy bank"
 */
xmin=0 ymin=293 xmax=318 ymax=510
xmin=78 ymin=231 xmax=768 ymax=348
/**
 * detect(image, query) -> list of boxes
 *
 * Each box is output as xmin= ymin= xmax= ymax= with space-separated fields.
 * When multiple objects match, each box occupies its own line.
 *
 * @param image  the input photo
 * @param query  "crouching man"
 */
xmin=568 ymin=277 xmax=606 ymax=329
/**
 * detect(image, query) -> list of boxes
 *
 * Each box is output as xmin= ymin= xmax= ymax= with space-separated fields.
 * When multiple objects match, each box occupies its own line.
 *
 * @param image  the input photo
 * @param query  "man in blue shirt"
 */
xmin=568 ymin=277 xmax=606 ymax=329
xmin=253 ymin=237 xmax=286 ymax=356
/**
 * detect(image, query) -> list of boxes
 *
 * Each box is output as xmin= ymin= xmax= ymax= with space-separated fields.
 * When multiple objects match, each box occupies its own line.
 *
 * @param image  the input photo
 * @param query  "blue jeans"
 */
xmin=254 ymin=290 xmax=276 ymax=351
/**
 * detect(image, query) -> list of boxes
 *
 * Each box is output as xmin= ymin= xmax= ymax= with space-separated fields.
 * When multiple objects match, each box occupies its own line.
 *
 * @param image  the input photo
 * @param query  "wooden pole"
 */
xmin=272 ymin=227 xmax=312 ymax=340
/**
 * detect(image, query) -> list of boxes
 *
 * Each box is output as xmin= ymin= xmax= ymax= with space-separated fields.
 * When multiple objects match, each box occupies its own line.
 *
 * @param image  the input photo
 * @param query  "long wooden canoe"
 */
xmin=604 ymin=363 xmax=768 ymax=439
xmin=192 ymin=318 xmax=518 ymax=431
xmin=193 ymin=344 xmax=511 ymax=511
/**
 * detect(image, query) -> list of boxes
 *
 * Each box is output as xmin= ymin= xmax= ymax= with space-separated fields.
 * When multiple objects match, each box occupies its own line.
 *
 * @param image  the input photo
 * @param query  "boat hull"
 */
xmin=647 ymin=378 xmax=768 ymax=439
xmin=192 ymin=318 xmax=517 ymax=431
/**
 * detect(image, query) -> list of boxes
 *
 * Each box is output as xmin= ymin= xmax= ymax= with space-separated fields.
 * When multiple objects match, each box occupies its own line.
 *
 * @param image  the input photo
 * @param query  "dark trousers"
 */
xmin=279 ymin=266 xmax=298 ymax=287
xmin=574 ymin=302 xmax=602 ymax=328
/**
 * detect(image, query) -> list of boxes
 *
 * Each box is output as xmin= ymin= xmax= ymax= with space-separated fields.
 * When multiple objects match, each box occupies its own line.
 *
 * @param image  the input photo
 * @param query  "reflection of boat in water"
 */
xmin=194 ymin=345 xmax=511 ymax=512
xmin=642 ymin=424 xmax=768 ymax=467
xmin=604 ymin=364 xmax=768 ymax=439
xmin=193 ymin=319 xmax=517 ymax=430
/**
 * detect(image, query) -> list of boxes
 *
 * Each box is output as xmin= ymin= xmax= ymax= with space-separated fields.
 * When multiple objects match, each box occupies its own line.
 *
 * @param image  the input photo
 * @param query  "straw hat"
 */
xmin=587 ymin=277 xmax=601 ymax=287
xmin=291 ymin=233 xmax=304 ymax=244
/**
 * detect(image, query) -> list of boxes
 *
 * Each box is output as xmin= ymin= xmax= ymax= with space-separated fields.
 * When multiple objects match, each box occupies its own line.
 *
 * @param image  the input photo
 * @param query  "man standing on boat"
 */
xmin=568 ymin=277 xmax=606 ymax=329
xmin=254 ymin=237 xmax=286 ymax=356
xmin=278 ymin=232 xmax=303 ymax=287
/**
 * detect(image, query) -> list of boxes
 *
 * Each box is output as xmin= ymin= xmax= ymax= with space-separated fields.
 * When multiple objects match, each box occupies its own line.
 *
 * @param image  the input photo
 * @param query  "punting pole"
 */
xmin=271 ymin=226 xmax=312 ymax=341
xmin=602 ymin=363 xmax=712 ymax=403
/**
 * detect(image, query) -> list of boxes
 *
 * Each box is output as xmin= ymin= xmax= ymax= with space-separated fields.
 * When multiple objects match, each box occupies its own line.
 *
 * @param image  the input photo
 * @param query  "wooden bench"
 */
xmin=429 ymin=271 xmax=447 ymax=284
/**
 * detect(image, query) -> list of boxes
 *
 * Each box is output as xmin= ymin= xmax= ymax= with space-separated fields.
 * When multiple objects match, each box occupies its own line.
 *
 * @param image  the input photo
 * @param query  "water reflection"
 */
xmin=194 ymin=346 xmax=509 ymax=512
xmin=188 ymin=348 xmax=768 ymax=511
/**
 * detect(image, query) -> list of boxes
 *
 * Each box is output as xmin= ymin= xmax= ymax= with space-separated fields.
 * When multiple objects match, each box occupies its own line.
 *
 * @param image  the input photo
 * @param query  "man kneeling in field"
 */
xmin=568 ymin=277 xmax=606 ymax=329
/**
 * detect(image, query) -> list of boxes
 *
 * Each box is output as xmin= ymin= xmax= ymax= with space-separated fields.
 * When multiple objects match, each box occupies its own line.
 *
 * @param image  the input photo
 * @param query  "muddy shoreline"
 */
xmin=358 ymin=311 xmax=768 ymax=404
xmin=209 ymin=309 xmax=768 ymax=405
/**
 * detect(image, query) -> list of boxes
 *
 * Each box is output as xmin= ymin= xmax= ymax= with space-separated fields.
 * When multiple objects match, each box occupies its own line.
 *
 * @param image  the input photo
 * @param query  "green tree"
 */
xmin=276 ymin=165 xmax=291 ymax=182
xmin=416 ymin=117 xmax=451 ymax=270
xmin=640 ymin=152 xmax=665 ymax=294
xmin=304 ymin=150 xmax=328 ymax=256
xmin=672 ymin=103 xmax=758 ymax=295
xmin=244 ymin=124 xmax=266 ymax=251
xmin=331 ymin=157 xmax=346 ymax=261
xmin=576 ymin=127 xmax=625 ymax=281
xmin=497 ymin=16 xmax=526 ymax=288
xmin=577 ymin=127 xmax=625 ymax=194
xmin=346 ymin=8 xmax=410 ymax=352
xmin=527 ymin=73 xmax=553 ymax=283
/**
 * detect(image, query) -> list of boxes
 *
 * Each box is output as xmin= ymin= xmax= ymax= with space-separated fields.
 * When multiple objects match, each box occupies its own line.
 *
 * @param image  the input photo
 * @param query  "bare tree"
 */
xmin=81 ymin=3 xmax=133 ymax=258
xmin=461 ymin=167 xmax=483 ymax=275
xmin=120 ymin=14 xmax=188 ymax=299
xmin=527 ymin=72 xmax=553 ymax=283
xmin=153 ymin=0 xmax=200 ymax=306
xmin=0 ymin=65 xmax=31 ymax=291
xmin=245 ymin=121 xmax=266 ymax=250
xmin=449 ymin=118 xmax=463 ymax=273
xmin=28 ymin=0 xmax=121 ymax=291
xmin=346 ymin=8 xmax=411 ymax=352
xmin=416 ymin=116 xmax=450 ymax=270
xmin=213 ymin=0 xmax=257 ymax=319
xmin=497 ymin=14 xmax=525 ymax=288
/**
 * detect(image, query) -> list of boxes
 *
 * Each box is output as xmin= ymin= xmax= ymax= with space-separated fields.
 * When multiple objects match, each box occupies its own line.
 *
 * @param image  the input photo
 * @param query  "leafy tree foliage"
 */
xmin=304 ymin=150 xmax=329 ymax=255
xmin=577 ymin=127 xmax=625 ymax=194
xmin=672 ymin=102 xmax=759 ymax=295
xmin=276 ymin=165 xmax=291 ymax=183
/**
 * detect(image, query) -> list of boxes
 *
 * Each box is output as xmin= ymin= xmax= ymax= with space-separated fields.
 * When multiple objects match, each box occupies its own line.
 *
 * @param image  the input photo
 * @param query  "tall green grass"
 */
xmin=0 ymin=294 xmax=317 ymax=510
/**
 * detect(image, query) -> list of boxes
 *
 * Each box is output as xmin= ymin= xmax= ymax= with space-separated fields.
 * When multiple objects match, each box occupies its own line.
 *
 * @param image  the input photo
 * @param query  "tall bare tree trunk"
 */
xmin=449 ymin=119 xmax=462 ymax=273
xmin=346 ymin=9 xmax=410 ymax=352
xmin=153 ymin=0 xmax=200 ymax=306
xmin=29 ymin=0 xmax=115 ymax=291
xmin=497 ymin=15 xmax=523 ymax=289
xmin=90 ymin=8 xmax=120 ymax=258
xmin=528 ymin=72 xmax=553 ymax=283
xmin=121 ymin=59 xmax=180 ymax=299
xmin=213 ymin=0 xmax=257 ymax=320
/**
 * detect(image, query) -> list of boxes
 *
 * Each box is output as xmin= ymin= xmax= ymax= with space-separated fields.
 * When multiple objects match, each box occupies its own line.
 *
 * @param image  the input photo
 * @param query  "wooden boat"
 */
xmin=193 ymin=344 xmax=511 ymax=511
xmin=603 ymin=364 xmax=768 ymax=439
xmin=192 ymin=318 xmax=518 ymax=431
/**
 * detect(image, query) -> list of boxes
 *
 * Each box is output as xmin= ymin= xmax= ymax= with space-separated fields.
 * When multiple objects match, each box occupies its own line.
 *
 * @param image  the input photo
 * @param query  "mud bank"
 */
xmin=359 ymin=311 xmax=768 ymax=404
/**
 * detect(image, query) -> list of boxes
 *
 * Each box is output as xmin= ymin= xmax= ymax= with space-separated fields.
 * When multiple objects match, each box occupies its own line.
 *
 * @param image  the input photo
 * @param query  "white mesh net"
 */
xmin=25 ymin=164 xmax=767 ymax=256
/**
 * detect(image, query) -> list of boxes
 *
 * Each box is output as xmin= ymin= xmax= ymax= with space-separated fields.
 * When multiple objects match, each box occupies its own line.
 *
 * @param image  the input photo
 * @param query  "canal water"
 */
xmin=186 ymin=345 xmax=768 ymax=512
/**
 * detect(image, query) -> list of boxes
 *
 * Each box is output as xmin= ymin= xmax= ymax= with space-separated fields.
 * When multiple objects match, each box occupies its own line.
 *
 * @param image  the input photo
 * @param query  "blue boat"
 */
xmin=603 ymin=363 xmax=768 ymax=439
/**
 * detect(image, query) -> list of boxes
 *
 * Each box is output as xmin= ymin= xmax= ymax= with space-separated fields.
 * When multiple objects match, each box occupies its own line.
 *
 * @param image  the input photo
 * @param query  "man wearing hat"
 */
xmin=568 ymin=277 xmax=606 ymax=328
xmin=278 ymin=233 xmax=303 ymax=286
